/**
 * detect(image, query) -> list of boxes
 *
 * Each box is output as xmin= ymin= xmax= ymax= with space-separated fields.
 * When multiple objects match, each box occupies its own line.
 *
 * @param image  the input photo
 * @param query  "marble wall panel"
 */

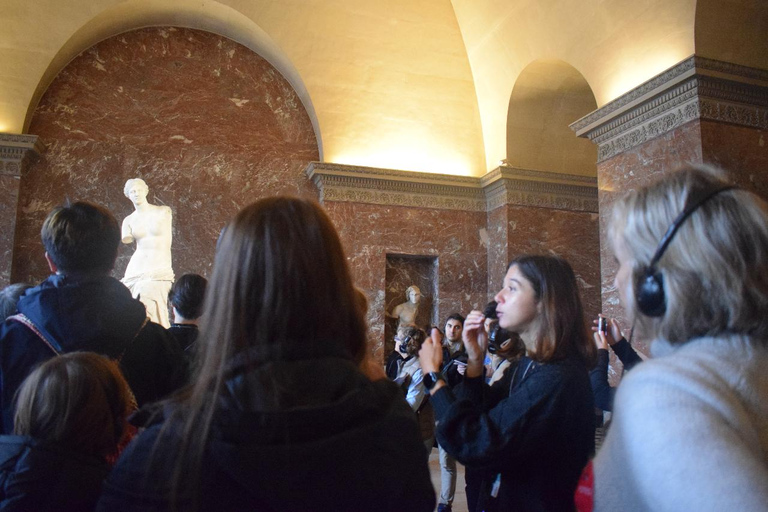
xmin=324 ymin=202 xmax=488 ymax=361
xmin=0 ymin=175 xmax=21 ymax=287
xmin=596 ymin=120 xmax=704 ymax=373
xmin=700 ymin=121 xmax=768 ymax=197
xmin=14 ymin=27 xmax=318 ymax=284
xmin=486 ymin=206 xmax=508 ymax=296
xmin=504 ymin=205 xmax=601 ymax=324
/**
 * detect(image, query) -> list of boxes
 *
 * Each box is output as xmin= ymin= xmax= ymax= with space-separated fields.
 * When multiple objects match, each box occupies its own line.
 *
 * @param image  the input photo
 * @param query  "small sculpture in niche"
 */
xmin=121 ymin=178 xmax=174 ymax=328
xmin=387 ymin=285 xmax=422 ymax=329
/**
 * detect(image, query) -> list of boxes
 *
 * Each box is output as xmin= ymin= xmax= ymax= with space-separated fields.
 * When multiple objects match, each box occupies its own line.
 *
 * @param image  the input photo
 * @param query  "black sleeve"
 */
xmin=611 ymin=338 xmax=642 ymax=371
xmin=385 ymin=351 xmax=401 ymax=380
xmin=119 ymin=322 xmax=186 ymax=406
xmin=430 ymin=366 xmax=575 ymax=468
xmin=589 ymin=349 xmax=614 ymax=411
xmin=441 ymin=352 xmax=467 ymax=388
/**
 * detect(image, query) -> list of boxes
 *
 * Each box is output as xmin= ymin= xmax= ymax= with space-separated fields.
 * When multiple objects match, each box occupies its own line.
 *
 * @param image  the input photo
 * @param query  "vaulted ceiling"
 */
xmin=1 ymin=0 xmax=765 ymax=176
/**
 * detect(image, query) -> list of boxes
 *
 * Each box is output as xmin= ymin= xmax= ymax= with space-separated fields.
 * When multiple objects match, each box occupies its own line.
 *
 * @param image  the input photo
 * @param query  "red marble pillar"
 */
xmin=308 ymin=163 xmax=488 ymax=359
xmin=572 ymin=56 xmax=768 ymax=375
xmin=483 ymin=167 xmax=601 ymax=323
xmin=0 ymin=134 xmax=43 ymax=288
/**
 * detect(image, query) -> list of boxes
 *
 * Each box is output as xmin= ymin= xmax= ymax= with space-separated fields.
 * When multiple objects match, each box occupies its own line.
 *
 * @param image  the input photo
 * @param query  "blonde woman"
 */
xmin=594 ymin=166 xmax=768 ymax=511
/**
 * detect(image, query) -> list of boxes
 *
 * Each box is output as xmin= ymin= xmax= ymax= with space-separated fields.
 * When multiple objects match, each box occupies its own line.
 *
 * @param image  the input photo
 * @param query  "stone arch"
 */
xmin=22 ymin=0 xmax=323 ymax=159
xmin=13 ymin=26 xmax=319 ymax=283
xmin=506 ymin=59 xmax=598 ymax=176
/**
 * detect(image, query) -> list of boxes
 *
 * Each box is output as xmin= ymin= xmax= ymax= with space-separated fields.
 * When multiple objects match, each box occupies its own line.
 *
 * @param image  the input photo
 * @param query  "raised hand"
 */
xmin=418 ymin=326 xmax=444 ymax=374
xmin=591 ymin=315 xmax=623 ymax=346
xmin=462 ymin=310 xmax=488 ymax=378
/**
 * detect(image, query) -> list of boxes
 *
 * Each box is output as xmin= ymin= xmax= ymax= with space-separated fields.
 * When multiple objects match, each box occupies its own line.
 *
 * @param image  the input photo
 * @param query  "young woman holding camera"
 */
xmin=420 ymin=254 xmax=596 ymax=512
xmin=99 ymin=197 xmax=435 ymax=512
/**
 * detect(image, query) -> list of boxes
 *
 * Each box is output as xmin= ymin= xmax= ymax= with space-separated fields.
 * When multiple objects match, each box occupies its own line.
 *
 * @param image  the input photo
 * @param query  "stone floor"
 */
xmin=427 ymin=447 xmax=469 ymax=512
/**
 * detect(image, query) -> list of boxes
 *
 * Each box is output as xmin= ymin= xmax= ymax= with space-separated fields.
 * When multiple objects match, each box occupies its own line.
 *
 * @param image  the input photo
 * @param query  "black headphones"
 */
xmin=634 ymin=185 xmax=736 ymax=317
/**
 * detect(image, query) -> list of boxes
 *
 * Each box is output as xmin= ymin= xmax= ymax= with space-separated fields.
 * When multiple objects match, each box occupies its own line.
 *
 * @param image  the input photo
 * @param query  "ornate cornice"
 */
xmin=306 ymin=162 xmax=597 ymax=213
xmin=483 ymin=166 xmax=598 ymax=212
xmin=0 ymin=134 xmax=44 ymax=176
xmin=570 ymin=57 xmax=768 ymax=162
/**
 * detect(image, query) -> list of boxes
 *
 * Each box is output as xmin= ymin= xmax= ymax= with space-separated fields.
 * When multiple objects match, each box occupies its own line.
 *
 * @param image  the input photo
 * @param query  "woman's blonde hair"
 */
xmin=14 ymin=352 xmax=133 ymax=458
xmin=610 ymin=165 xmax=768 ymax=345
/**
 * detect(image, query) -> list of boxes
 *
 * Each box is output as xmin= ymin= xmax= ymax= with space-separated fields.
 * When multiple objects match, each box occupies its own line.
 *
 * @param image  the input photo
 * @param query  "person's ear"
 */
xmin=44 ymin=252 xmax=58 ymax=274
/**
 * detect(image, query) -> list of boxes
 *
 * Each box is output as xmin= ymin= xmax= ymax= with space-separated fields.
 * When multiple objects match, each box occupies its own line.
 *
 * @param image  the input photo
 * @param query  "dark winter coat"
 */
xmin=431 ymin=357 xmax=595 ymax=512
xmin=97 ymin=353 xmax=436 ymax=512
xmin=0 ymin=435 xmax=109 ymax=512
xmin=0 ymin=274 xmax=185 ymax=433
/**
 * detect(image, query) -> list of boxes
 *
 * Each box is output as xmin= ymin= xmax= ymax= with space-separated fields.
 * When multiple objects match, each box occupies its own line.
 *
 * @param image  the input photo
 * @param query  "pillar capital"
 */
xmin=0 ymin=133 xmax=44 ymax=177
xmin=570 ymin=56 xmax=768 ymax=162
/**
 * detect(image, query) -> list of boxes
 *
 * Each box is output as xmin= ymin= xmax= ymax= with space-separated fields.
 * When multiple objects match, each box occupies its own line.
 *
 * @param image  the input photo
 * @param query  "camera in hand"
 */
xmin=598 ymin=317 xmax=608 ymax=334
xmin=397 ymin=335 xmax=412 ymax=354
xmin=487 ymin=321 xmax=511 ymax=354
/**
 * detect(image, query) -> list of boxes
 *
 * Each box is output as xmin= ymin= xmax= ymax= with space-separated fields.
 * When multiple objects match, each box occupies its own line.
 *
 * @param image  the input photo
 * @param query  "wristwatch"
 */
xmin=423 ymin=371 xmax=445 ymax=390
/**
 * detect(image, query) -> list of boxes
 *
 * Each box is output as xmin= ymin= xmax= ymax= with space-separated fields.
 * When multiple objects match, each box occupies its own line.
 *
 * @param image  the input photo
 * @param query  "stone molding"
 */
xmin=570 ymin=57 xmax=768 ymax=162
xmin=483 ymin=167 xmax=598 ymax=212
xmin=306 ymin=162 xmax=597 ymax=213
xmin=0 ymin=134 xmax=44 ymax=176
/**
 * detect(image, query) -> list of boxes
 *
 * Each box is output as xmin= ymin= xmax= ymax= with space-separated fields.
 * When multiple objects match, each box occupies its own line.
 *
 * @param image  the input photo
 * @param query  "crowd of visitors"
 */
xmin=0 ymin=164 xmax=766 ymax=511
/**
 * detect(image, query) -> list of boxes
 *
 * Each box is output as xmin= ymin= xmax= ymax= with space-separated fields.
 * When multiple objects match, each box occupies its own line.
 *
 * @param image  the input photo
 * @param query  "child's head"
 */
xmin=14 ymin=352 xmax=133 ymax=458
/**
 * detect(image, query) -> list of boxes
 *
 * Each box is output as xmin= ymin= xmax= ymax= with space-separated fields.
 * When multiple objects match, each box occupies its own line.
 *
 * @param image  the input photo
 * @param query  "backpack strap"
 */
xmin=118 ymin=317 xmax=149 ymax=363
xmin=8 ymin=313 xmax=62 ymax=355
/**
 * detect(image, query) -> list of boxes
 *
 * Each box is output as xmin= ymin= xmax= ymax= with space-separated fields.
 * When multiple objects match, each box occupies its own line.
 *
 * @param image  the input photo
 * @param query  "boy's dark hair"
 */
xmin=445 ymin=313 xmax=465 ymax=325
xmin=169 ymin=274 xmax=208 ymax=320
xmin=483 ymin=301 xmax=498 ymax=319
xmin=41 ymin=202 xmax=120 ymax=275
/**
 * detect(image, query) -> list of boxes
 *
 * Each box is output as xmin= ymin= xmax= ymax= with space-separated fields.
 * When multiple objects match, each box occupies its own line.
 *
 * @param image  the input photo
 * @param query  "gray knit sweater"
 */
xmin=594 ymin=334 xmax=768 ymax=511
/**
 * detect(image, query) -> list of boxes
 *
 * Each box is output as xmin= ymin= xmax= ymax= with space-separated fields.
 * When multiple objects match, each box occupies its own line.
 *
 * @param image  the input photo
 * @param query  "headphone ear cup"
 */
xmin=634 ymin=267 xmax=666 ymax=317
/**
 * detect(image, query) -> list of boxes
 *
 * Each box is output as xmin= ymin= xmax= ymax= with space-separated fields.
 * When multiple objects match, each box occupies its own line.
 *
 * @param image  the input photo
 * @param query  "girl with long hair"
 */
xmin=420 ymin=255 xmax=596 ymax=511
xmin=99 ymin=197 xmax=435 ymax=512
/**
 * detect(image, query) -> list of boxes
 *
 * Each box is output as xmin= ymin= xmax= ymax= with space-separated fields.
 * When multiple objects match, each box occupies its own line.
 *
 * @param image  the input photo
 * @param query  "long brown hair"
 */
xmin=164 ymin=196 xmax=367 ymax=505
xmin=509 ymin=255 xmax=596 ymax=368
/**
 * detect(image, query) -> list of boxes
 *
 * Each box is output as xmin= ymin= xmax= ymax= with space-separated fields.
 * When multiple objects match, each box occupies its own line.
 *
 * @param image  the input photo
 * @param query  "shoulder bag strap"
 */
xmin=8 ymin=313 xmax=62 ymax=355
xmin=118 ymin=317 xmax=149 ymax=363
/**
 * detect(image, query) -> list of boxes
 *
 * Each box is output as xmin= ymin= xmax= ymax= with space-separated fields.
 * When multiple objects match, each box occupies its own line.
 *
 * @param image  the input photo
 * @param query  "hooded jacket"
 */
xmin=97 ymin=354 xmax=436 ymax=512
xmin=0 ymin=435 xmax=109 ymax=512
xmin=0 ymin=274 xmax=184 ymax=433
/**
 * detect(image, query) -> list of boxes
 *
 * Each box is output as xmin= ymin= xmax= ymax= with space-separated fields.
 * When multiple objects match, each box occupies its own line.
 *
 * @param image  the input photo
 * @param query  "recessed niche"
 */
xmin=384 ymin=254 xmax=438 ymax=354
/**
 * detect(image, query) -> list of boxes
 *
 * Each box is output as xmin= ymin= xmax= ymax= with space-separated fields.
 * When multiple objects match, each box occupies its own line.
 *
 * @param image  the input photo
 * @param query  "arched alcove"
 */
xmin=20 ymin=0 xmax=323 ymax=158
xmin=506 ymin=60 xmax=598 ymax=176
xmin=13 ymin=27 xmax=319 ymax=283
xmin=695 ymin=0 xmax=768 ymax=71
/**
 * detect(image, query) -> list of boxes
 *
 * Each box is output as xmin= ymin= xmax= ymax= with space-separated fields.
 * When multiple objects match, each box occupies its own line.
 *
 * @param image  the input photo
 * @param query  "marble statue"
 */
xmin=387 ymin=285 xmax=422 ymax=329
xmin=121 ymin=178 xmax=174 ymax=327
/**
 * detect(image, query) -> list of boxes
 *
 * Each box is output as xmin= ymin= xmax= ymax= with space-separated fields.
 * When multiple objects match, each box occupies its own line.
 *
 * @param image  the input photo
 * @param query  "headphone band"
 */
xmin=647 ymin=185 xmax=736 ymax=269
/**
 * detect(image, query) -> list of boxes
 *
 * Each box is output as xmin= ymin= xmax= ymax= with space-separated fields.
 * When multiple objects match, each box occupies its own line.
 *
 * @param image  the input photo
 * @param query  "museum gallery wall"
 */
xmin=13 ymin=27 xmax=601 ymax=358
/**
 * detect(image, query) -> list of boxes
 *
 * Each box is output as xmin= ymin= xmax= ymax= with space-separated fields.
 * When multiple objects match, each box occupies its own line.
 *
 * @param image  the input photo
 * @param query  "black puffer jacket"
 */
xmin=0 ymin=435 xmax=109 ymax=512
